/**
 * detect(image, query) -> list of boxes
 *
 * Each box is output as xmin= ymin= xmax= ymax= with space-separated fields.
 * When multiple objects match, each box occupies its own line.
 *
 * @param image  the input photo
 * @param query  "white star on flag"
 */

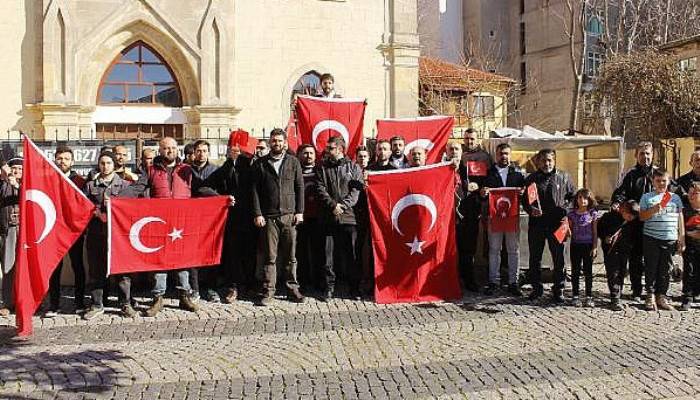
xmin=167 ymin=228 xmax=183 ymax=242
xmin=405 ymin=236 xmax=425 ymax=255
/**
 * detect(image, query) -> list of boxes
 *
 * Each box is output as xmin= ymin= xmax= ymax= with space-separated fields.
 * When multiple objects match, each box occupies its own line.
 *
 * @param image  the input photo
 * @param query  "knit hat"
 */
xmin=7 ymin=158 xmax=22 ymax=167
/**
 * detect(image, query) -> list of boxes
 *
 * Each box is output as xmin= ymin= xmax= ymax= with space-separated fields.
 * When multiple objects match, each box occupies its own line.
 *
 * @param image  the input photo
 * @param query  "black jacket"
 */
xmin=251 ymin=153 xmax=304 ymax=218
xmin=612 ymin=164 xmax=656 ymax=204
xmin=84 ymin=174 xmax=137 ymax=214
xmin=198 ymin=155 xmax=253 ymax=223
xmin=190 ymin=161 xmax=218 ymax=195
xmin=0 ymin=181 xmax=19 ymax=236
xmin=675 ymin=170 xmax=700 ymax=207
xmin=315 ymin=156 xmax=363 ymax=225
xmin=522 ymin=168 xmax=575 ymax=227
xmin=597 ymin=211 xmax=636 ymax=255
xmin=482 ymin=164 xmax=526 ymax=218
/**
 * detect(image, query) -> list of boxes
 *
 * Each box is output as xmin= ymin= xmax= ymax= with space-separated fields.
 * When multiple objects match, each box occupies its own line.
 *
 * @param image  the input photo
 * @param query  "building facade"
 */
xmin=1 ymin=0 xmax=419 ymax=141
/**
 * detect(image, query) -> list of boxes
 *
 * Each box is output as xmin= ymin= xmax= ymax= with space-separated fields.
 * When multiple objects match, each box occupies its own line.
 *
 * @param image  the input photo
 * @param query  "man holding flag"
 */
xmin=480 ymin=143 xmax=526 ymax=296
xmin=522 ymin=148 xmax=575 ymax=303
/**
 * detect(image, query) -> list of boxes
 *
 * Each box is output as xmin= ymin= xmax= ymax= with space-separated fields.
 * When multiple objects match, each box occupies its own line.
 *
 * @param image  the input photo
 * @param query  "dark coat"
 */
xmin=0 ymin=181 xmax=19 ymax=236
xmin=612 ymin=164 xmax=656 ymax=204
xmin=251 ymin=153 xmax=304 ymax=218
xmin=522 ymin=168 xmax=575 ymax=227
xmin=198 ymin=155 xmax=253 ymax=223
xmin=482 ymin=164 xmax=526 ymax=218
xmin=675 ymin=170 xmax=700 ymax=208
xmin=315 ymin=156 xmax=363 ymax=225
xmin=190 ymin=161 xmax=218 ymax=195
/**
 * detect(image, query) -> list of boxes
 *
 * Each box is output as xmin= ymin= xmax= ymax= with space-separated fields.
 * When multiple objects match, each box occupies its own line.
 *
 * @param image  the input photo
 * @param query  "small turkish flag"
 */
xmin=466 ymin=161 xmax=488 ymax=176
xmin=285 ymin=113 xmax=299 ymax=153
xmin=527 ymin=182 xmax=539 ymax=205
xmin=554 ymin=219 xmax=570 ymax=244
xmin=295 ymin=96 xmax=366 ymax=155
xmin=14 ymin=136 xmax=96 ymax=336
xmin=489 ymin=187 xmax=520 ymax=232
xmin=376 ymin=116 xmax=454 ymax=165
xmin=367 ymin=163 xmax=461 ymax=303
xmin=660 ymin=191 xmax=672 ymax=208
xmin=108 ymin=197 xmax=229 ymax=275
xmin=229 ymin=129 xmax=258 ymax=155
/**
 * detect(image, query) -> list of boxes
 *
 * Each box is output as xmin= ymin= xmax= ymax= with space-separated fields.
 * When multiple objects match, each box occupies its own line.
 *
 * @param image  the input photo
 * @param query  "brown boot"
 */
xmin=655 ymin=294 xmax=676 ymax=311
xmin=644 ymin=294 xmax=657 ymax=311
xmin=144 ymin=296 xmax=164 ymax=317
xmin=179 ymin=293 xmax=200 ymax=312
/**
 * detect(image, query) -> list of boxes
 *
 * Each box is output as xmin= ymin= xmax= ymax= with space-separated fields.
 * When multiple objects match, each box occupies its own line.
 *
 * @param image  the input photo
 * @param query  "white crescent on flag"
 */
xmin=390 ymin=194 xmax=437 ymax=237
xmin=25 ymin=189 xmax=56 ymax=244
xmin=129 ymin=216 xmax=166 ymax=254
xmin=312 ymin=120 xmax=350 ymax=148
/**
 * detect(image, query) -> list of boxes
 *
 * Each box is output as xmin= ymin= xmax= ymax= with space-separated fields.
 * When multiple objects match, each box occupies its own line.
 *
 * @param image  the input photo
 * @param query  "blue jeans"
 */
xmin=152 ymin=270 xmax=191 ymax=297
xmin=488 ymin=230 xmax=520 ymax=285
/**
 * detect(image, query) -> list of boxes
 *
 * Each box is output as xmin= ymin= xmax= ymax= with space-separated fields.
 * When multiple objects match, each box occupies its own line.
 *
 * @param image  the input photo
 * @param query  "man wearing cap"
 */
xmin=0 ymin=157 xmax=22 ymax=316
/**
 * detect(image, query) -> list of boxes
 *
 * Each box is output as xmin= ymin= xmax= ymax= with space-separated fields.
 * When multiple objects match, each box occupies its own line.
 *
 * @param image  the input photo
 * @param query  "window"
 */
xmin=98 ymin=42 xmax=182 ymax=107
xmin=519 ymin=22 xmax=526 ymax=55
xmin=587 ymin=16 xmax=604 ymax=36
xmin=291 ymin=70 xmax=322 ymax=104
xmin=473 ymin=96 xmax=495 ymax=119
xmin=680 ymin=57 xmax=698 ymax=72
xmin=586 ymin=52 xmax=603 ymax=76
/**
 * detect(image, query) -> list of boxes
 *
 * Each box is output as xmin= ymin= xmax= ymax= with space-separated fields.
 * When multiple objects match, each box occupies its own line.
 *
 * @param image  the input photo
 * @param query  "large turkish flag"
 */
xmin=108 ymin=197 xmax=229 ymax=275
xmin=376 ymin=116 xmax=454 ymax=164
xmin=366 ymin=163 xmax=462 ymax=303
xmin=488 ymin=187 xmax=520 ymax=233
xmin=295 ymin=96 xmax=366 ymax=155
xmin=14 ymin=136 xmax=95 ymax=336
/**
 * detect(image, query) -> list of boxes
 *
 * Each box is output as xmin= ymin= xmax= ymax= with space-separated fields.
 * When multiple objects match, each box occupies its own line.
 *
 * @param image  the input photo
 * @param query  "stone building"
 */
xmin=1 ymin=0 xmax=419 ymax=141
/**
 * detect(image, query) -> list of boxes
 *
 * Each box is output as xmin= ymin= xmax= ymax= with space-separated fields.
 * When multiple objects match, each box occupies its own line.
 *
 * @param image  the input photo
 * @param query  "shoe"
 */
xmin=256 ymin=296 xmax=273 ymax=307
xmin=681 ymin=301 xmax=691 ymax=311
xmin=508 ymin=284 xmax=523 ymax=297
xmin=571 ymin=296 xmax=583 ymax=307
xmin=43 ymin=308 xmax=58 ymax=318
xmin=121 ymin=304 xmax=138 ymax=318
xmin=319 ymin=290 xmax=333 ymax=303
xmin=287 ymin=289 xmax=306 ymax=303
xmin=75 ymin=302 xmax=87 ymax=315
xmin=224 ymin=287 xmax=238 ymax=304
xmin=528 ymin=289 xmax=543 ymax=301
xmin=610 ymin=299 xmax=623 ymax=311
xmin=0 ymin=307 xmax=9 ymax=317
xmin=484 ymin=283 xmax=497 ymax=296
xmin=655 ymin=294 xmax=675 ymax=311
xmin=584 ymin=297 xmax=595 ymax=308
xmin=179 ymin=294 xmax=200 ymax=312
xmin=464 ymin=283 xmax=480 ymax=293
xmin=644 ymin=294 xmax=657 ymax=311
xmin=206 ymin=290 xmax=221 ymax=303
xmin=144 ymin=296 xmax=164 ymax=317
xmin=82 ymin=306 xmax=104 ymax=321
xmin=190 ymin=291 xmax=201 ymax=304
xmin=551 ymin=294 xmax=564 ymax=304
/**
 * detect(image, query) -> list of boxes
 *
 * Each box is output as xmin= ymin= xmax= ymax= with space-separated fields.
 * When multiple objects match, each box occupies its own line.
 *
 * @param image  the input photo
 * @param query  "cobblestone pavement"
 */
xmin=1 ymin=265 xmax=700 ymax=399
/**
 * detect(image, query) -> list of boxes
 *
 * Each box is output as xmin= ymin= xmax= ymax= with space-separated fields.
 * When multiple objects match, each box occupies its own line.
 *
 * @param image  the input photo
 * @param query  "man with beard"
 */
xmin=389 ymin=136 xmax=408 ymax=169
xmin=296 ymin=144 xmax=322 ymax=291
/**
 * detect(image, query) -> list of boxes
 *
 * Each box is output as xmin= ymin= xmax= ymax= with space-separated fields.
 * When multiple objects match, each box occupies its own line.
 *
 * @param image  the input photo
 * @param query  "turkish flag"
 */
xmin=489 ymin=187 xmax=520 ymax=233
xmin=376 ymin=116 xmax=454 ymax=164
xmin=108 ymin=197 xmax=229 ymax=275
xmin=285 ymin=113 xmax=299 ymax=153
xmin=14 ymin=136 xmax=95 ymax=336
xmin=554 ymin=219 xmax=570 ymax=244
xmin=366 ymin=163 xmax=462 ymax=303
xmin=660 ymin=191 xmax=672 ymax=208
xmin=229 ymin=129 xmax=258 ymax=156
xmin=295 ymin=96 xmax=366 ymax=155
xmin=466 ymin=161 xmax=489 ymax=176
xmin=527 ymin=182 xmax=539 ymax=205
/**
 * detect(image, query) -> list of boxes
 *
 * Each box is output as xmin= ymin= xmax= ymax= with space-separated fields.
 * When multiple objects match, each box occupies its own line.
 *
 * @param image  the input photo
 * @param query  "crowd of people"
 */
xmin=0 ymin=101 xmax=698 ymax=320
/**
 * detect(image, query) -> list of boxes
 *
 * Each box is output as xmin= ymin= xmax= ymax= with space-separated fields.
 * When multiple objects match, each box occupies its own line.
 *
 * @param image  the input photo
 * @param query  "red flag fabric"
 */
xmin=295 ymin=96 xmax=366 ymax=155
xmin=285 ymin=113 xmax=299 ymax=153
xmin=527 ymin=182 xmax=539 ymax=205
xmin=229 ymin=129 xmax=258 ymax=155
xmin=108 ymin=197 xmax=229 ymax=275
xmin=366 ymin=163 xmax=462 ymax=303
xmin=376 ymin=116 xmax=454 ymax=164
xmin=14 ymin=136 xmax=95 ymax=336
xmin=554 ymin=219 xmax=570 ymax=244
xmin=660 ymin=191 xmax=672 ymax=208
xmin=466 ymin=161 xmax=489 ymax=176
xmin=488 ymin=187 xmax=520 ymax=233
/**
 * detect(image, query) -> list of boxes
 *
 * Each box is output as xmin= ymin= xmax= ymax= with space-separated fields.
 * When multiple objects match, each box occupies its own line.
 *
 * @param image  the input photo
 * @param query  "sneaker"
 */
xmin=190 ymin=291 xmax=201 ymax=304
xmin=484 ymin=283 xmax=498 ymax=296
xmin=256 ymin=296 xmax=273 ymax=307
xmin=144 ymin=296 xmax=164 ymax=317
xmin=655 ymin=294 xmax=675 ymax=311
xmin=121 ymin=304 xmax=138 ymax=318
xmin=508 ymin=284 xmax=523 ymax=297
xmin=82 ymin=306 xmax=104 ymax=321
xmin=224 ymin=287 xmax=238 ymax=304
xmin=644 ymin=294 xmax=657 ymax=311
xmin=584 ymin=297 xmax=595 ymax=308
xmin=43 ymin=309 xmax=58 ymax=318
xmin=571 ymin=296 xmax=583 ymax=307
xmin=179 ymin=294 xmax=200 ymax=312
xmin=206 ymin=290 xmax=221 ymax=303
xmin=610 ymin=299 xmax=623 ymax=311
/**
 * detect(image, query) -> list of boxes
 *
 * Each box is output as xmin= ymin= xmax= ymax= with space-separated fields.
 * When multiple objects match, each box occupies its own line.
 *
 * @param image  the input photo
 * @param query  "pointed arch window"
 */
xmin=98 ymin=41 xmax=182 ymax=107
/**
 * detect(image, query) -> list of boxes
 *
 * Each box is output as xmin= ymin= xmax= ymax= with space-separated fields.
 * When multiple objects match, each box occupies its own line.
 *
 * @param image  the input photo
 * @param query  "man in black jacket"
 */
xmin=676 ymin=150 xmax=700 ymax=207
xmin=198 ymin=137 xmax=255 ymax=303
xmin=251 ymin=129 xmax=305 ymax=306
xmin=481 ymin=143 xmax=526 ymax=296
xmin=522 ymin=148 xmax=575 ymax=302
xmin=610 ymin=141 xmax=655 ymax=301
xmin=315 ymin=136 xmax=364 ymax=301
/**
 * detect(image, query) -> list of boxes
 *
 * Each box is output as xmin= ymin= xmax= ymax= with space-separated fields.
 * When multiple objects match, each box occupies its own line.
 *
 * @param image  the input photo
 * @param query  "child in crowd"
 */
xmin=681 ymin=182 xmax=700 ymax=310
xmin=567 ymin=189 xmax=599 ymax=307
xmin=598 ymin=200 xmax=639 ymax=311
xmin=639 ymin=168 xmax=685 ymax=311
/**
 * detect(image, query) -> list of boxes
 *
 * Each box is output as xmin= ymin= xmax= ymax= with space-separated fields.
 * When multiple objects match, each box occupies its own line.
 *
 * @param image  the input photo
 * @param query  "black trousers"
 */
xmin=49 ymin=235 xmax=86 ymax=309
xmin=604 ymin=249 xmax=629 ymax=300
xmin=355 ymin=223 xmax=374 ymax=295
xmin=627 ymin=226 xmax=645 ymax=297
xmin=570 ymin=243 xmax=594 ymax=297
xmin=683 ymin=246 xmax=700 ymax=301
xmin=528 ymin=223 xmax=566 ymax=296
xmin=321 ymin=224 xmax=358 ymax=293
xmin=456 ymin=220 xmax=478 ymax=288
xmin=222 ymin=220 xmax=257 ymax=292
xmin=643 ymin=235 xmax=677 ymax=295
xmin=296 ymin=218 xmax=324 ymax=291
xmin=85 ymin=223 xmax=131 ymax=308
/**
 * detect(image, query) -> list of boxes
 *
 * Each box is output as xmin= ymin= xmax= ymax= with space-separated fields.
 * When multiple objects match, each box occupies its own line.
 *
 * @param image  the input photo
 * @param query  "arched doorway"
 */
xmin=94 ymin=41 xmax=185 ymax=140
xmin=290 ymin=70 xmax=321 ymax=104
